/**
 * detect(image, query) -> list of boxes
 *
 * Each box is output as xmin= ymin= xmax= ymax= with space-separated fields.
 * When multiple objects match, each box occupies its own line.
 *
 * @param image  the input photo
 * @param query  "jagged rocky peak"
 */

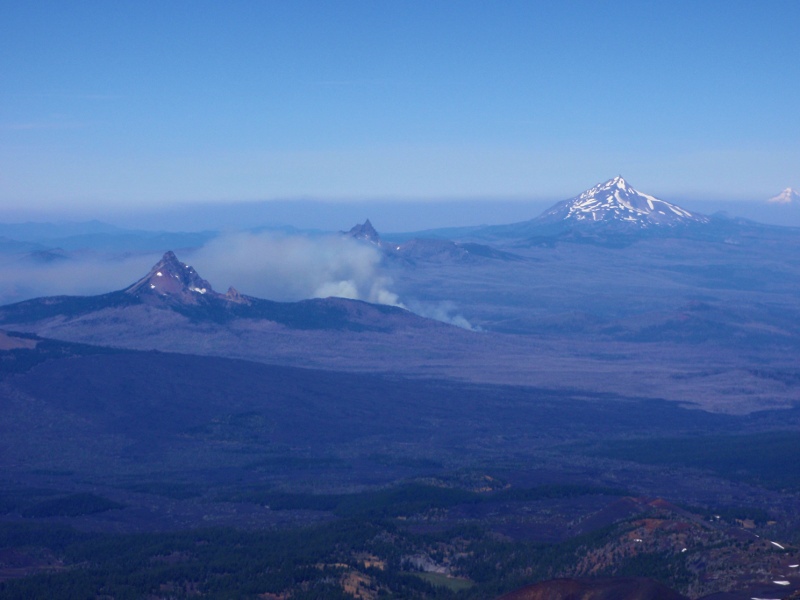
xmin=536 ymin=176 xmax=709 ymax=228
xmin=224 ymin=286 xmax=250 ymax=305
xmin=125 ymin=251 xmax=217 ymax=302
xmin=767 ymin=187 xmax=800 ymax=204
xmin=346 ymin=219 xmax=382 ymax=244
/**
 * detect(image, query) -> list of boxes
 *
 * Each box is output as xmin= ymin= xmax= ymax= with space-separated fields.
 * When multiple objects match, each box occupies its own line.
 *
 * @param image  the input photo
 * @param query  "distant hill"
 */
xmin=345 ymin=219 xmax=523 ymax=263
xmin=0 ymin=220 xmax=217 ymax=252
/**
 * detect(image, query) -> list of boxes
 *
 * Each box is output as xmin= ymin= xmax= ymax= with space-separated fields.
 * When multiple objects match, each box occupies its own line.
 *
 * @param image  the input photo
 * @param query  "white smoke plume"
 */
xmin=0 ymin=232 xmax=476 ymax=330
xmin=189 ymin=231 xmax=403 ymax=306
xmin=404 ymin=299 xmax=478 ymax=331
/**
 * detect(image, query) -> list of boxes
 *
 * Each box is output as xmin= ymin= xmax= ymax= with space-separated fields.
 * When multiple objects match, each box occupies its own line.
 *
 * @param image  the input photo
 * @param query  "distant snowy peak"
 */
xmin=767 ymin=187 xmax=800 ymax=205
xmin=537 ymin=176 xmax=709 ymax=228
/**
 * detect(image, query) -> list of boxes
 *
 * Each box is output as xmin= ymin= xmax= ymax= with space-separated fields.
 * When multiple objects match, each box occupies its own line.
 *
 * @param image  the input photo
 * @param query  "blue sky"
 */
xmin=2 ymin=0 xmax=799 ymax=220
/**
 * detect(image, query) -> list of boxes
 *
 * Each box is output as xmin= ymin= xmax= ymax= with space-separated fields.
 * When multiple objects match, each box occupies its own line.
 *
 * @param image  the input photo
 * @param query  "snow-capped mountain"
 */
xmin=767 ymin=187 xmax=800 ymax=205
xmin=536 ymin=176 xmax=709 ymax=228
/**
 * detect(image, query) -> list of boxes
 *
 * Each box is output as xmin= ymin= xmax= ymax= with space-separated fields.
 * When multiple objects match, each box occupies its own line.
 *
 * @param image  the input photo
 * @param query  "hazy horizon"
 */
xmin=3 ymin=190 xmax=799 ymax=234
xmin=3 ymin=1 xmax=799 ymax=218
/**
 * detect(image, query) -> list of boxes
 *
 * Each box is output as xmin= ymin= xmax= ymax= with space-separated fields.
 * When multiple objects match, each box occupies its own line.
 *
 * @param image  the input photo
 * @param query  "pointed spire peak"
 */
xmin=357 ymin=219 xmax=378 ymax=235
xmin=125 ymin=250 xmax=215 ymax=301
xmin=225 ymin=286 xmax=250 ymax=305
xmin=345 ymin=219 xmax=381 ymax=243
xmin=153 ymin=249 xmax=187 ymax=270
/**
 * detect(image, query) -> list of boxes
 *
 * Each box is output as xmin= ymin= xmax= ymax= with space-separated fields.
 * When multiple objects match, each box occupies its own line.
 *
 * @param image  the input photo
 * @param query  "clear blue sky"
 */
xmin=2 ymin=0 xmax=799 ymax=218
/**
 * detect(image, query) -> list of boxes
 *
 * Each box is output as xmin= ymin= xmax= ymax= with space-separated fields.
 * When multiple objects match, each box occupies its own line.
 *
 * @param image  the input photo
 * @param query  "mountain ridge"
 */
xmin=0 ymin=251 xmax=433 ymax=333
xmin=391 ymin=177 xmax=800 ymax=247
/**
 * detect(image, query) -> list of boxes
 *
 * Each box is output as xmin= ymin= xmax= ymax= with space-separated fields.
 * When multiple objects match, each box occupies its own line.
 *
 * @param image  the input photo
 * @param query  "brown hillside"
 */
xmin=496 ymin=577 xmax=687 ymax=600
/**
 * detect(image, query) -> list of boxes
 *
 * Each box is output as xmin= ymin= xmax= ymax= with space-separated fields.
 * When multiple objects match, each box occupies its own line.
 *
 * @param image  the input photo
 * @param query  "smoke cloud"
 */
xmin=0 ymin=253 xmax=162 ymax=305
xmin=189 ymin=232 xmax=402 ymax=306
xmin=0 ymin=231 xmax=475 ymax=330
xmin=405 ymin=300 xmax=478 ymax=331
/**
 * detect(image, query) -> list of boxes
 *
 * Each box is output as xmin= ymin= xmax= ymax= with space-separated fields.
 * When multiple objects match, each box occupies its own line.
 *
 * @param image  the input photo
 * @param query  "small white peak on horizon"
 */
xmin=767 ymin=187 xmax=800 ymax=205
